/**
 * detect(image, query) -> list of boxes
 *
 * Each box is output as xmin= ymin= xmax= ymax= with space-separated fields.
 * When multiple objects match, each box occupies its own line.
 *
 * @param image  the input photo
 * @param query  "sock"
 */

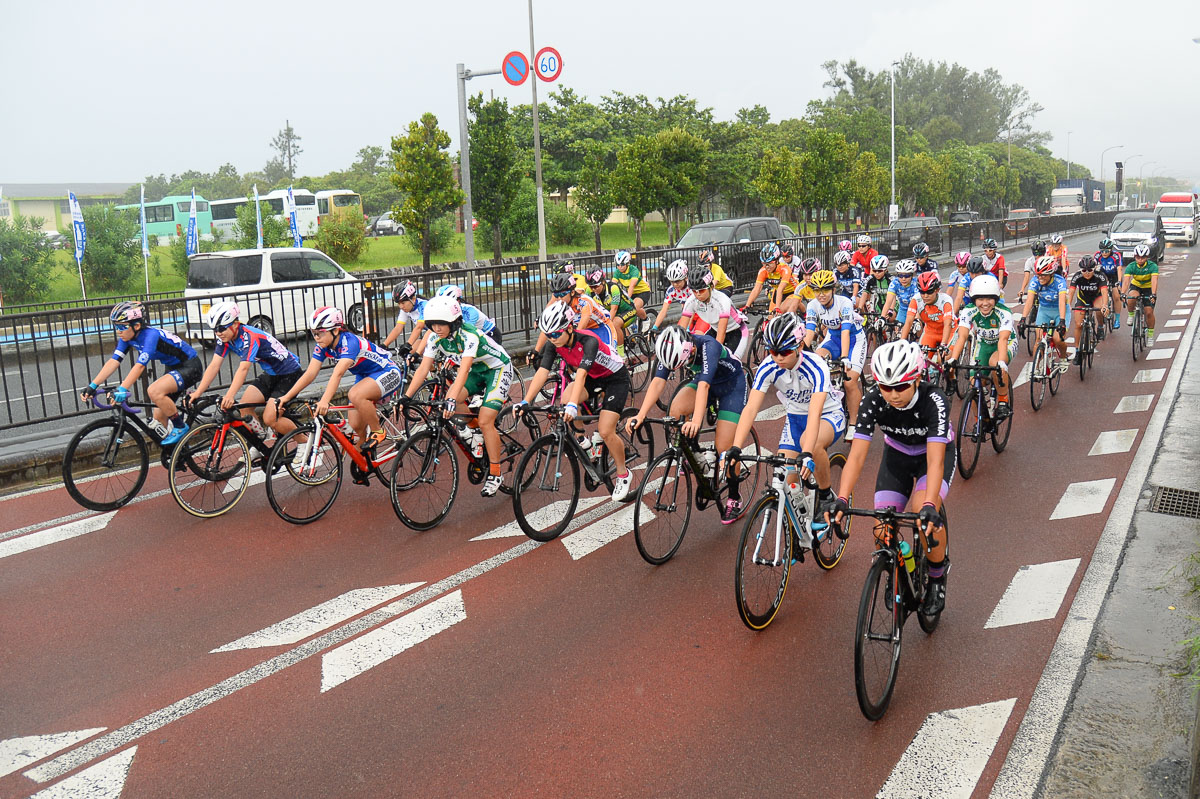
xmin=927 ymin=559 xmax=946 ymax=580
xmin=489 ymin=463 xmax=501 ymax=476
xmin=617 ymin=471 xmax=629 ymax=480
xmin=1147 ymin=328 xmax=1155 ymax=337
xmin=819 ymin=487 xmax=835 ymax=503
xmin=998 ymin=394 xmax=1008 ymax=403
xmin=170 ymin=413 xmax=183 ymax=427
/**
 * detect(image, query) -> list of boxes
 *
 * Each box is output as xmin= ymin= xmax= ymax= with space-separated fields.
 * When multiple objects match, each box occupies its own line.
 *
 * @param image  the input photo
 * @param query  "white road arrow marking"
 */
xmin=878 ymin=699 xmax=1015 ymax=799
xmin=985 ymin=559 xmax=1081 ymax=629
xmin=561 ymin=501 xmax=652 ymax=560
xmin=29 ymin=746 xmax=136 ymax=799
xmin=470 ymin=496 xmax=606 ymax=540
xmin=0 ymin=728 xmax=106 ymax=779
xmin=1050 ymin=479 xmax=1116 ymax=520
xmin=0 ymin=512 xmax=117 ymax=561
xmin=320 ymin=590 xmax=466 ymax=692
xmin=1010 ymin=362 xmax=1033 ymax=389
xmin=211 ymin=583 xmax=425 ymax=652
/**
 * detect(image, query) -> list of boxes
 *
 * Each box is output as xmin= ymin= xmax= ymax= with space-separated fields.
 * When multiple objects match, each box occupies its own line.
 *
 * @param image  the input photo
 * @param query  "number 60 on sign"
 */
xmin=535 ymin=46 xmax=562 ymax=82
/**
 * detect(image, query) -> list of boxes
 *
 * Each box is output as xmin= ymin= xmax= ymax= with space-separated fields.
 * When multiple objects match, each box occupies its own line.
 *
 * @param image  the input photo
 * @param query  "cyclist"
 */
xmin=880 ymin=258 xmax=919 ymax=332
xmin=553 ymin=258 xmax=588 ymax=293
xmin=1046 ymin=233 xmax=1069 ymax=274
xmin=947 ymin=274 xmax=1015 ymax=419
xmin=838 ymin=239 xmax=854 ymax=255
xmin=536 ymin=272 xmax=618 ymax=355
xmin=901 ymin=271 xmax=955 ymax=362
xmin=518 ymin=302 xmax=633 ymax=502
xmin=858 ymin=255 xmax=891 ymax=317
xmin=382 ymin=280 xmax=428 ymax=354
xmin=850 ymin=234 xmax=878 ymax=272
xmin=742 ymin=243 xmax=794 ymax=313
xmin=779 ymin=243 xmax=802 ymax=284
xmin=627 ymin=326 xmax=748 ymax=521
xmin=697 ymin=249 xmax=734 ymax=293
xmin=980 ymin=238 xmax=1007 ymax=290
xmin=946 ymin=252 xmax=972 ymax=313
xmin=278 ymin=306 xmax=404 ymax=457
xmin=403 ymin=296 xmax=514 ymax=497
xmin=1121 ymin=243 xmax=1159 ymax=345
xmin=804 ymin=269 xmax=866 ymax=436
xmin=1095 ymin=239 xmax=1124 ymax=328
xmin=679 ymin=265 xmax=749 ymax=360
xmin=781 ymin=257 xmax=821 ymax=316
xmin=951 ymin=255 xmax=990 ymax=315
xmin=651 ymin=259 xmax=694 ymax=333
xmin=912 ymin=242 xmax=938 ymax=275
xmin=81 ymin=301 xmax=203 ymax=445
xmin=585 ymin=266 xmax=638 ymax=354
xmin=827 ymin=339 xmax=955 ymax=614
xmin=1067 ymin=255 xmax=1110 ymax=364
xmin=189 ymin=301 xmax=302 ymax=448
xmin=1020 ymin=255 xmax=1071 ymax=370
xmin=1017 ymin=240 xmax=1049 ymax=300
xmin=728 ymin=312 xmax=845 ymax=526
xmin=436 ymin=285 xmax=502 ymax=343
xmin=832 ymin=250 xmax=862 ymax=303
xmin=612 ymin=250 xmax=652 ymax=324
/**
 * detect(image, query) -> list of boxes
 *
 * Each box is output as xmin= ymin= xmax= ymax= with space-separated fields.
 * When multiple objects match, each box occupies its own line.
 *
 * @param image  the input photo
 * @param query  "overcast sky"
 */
xmin=3 ymin=0 xmax=1198 ymax=191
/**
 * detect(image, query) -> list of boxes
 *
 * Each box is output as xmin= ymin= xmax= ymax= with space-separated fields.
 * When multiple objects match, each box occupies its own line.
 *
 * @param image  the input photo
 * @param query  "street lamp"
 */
xmin=889 ymin=60 xmax=900 ymax=222
xmin=1138 ymin=161 xmax=1158 ymax=208
xmin=1121 ymin=154 xmax=1143 ymax=208
xmin=1099 ymin=144 xmax=1122 ymax=191
xmin=1066 ymin=130 xmax=1073 ymax=180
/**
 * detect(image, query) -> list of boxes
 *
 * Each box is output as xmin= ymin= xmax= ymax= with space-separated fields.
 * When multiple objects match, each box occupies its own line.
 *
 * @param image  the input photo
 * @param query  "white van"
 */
xmin=183 ymin=248 xmax=364 ymax=343
xmin=1154 ymin=192 xmax=1199 ymax=246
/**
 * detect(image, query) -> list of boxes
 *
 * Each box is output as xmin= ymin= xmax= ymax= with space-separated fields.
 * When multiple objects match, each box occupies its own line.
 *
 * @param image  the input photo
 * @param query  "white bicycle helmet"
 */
xmin=665 ymin=259 xmax=689 ymax=282
xmin=856 ymin=234 xmax=872 ymax=246
xmin=309 ymin=306 xmax=345 ymax=331
xmin=614 ymin=250 xmax=632 ymax=267
xmin=205 ymin=301 xmax=240 ymax=330
xmin=968 ymin=274 xmax=1001 ymax=299
xmin=869 ymin=254 xmax=890 ymax=272
xmin=1050 ymin=233 xmax=1063 ymax=245
xmin=893 ymin=258 xmax=917 ymax=276
xmin=833 ymin=250 xmax=853 ymax=267
xmin=870 ymin=340 xmax=923 ymax=386
xmin=1133 ymin=243 xmax=1150 ymax=258
xmin=436 ymin=284 xmax=463 ymax=300
xmin=423 ymin=295 xmax=462 ymax=325
xmin=539 ymin=301 xmax=575 ymax=336
xmin=655 ymin=326 xmax=694 ymax=371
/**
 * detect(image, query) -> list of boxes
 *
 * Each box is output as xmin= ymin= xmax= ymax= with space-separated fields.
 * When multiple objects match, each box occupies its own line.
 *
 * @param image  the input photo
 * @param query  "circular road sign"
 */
xmin=534 ymin=46 xmax=562 ymax=82
xmin=502 ymin=51 xmax=529 ymax=86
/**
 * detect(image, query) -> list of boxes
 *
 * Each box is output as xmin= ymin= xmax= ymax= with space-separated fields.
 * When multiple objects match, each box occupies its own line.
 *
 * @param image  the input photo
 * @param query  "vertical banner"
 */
xmin=287 ymin=186 xmax=302 ymax=248
xmin=140 ymin=185 xmax=151 ymax=296
xmin=68 ymin=191 xmax=87 ymax=299
xmin=253 ymin=184 xmax=263 ymax=249
xmin=186 ymin=189 xmax=198 ymax=257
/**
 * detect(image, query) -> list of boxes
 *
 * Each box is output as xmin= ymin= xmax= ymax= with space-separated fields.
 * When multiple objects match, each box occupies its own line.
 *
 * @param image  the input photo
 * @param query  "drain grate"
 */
xmin=1148 ymin=486 xmax=1200 ymax=519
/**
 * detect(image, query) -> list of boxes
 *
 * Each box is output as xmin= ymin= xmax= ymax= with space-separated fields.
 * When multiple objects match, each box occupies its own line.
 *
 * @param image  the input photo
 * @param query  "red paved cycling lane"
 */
xmin=0 ymin=244 xmax=1194 ymax=797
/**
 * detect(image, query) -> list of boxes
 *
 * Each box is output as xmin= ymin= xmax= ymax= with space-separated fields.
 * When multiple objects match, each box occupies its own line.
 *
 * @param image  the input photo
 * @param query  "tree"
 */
xmin=391 ymin=113 xmax=464 ymax=268
xmin=654 ymin=127 xmax=709 ymax=242
xmin=611 ymin=135 xmax=669 ymax=249
xmin=896 ymin=151 xmax=952 ymax=215
xmin=849 ymin=150 xmax=889 ymax=227
xmin=313 ymin=211 xmax=368 ymax=264
xmin=573 ymin=143 xmax=616 ymax=254
xmin=0 ymin=215 xmax=56 ymax=304
xmin=467 ymin=93 xmax=520 ymax=261
xmin=753 ymin=147 xmax=802 ymax=227
xmin=271 ymin=121 xmax=303 ymax=182
xmin=64 ymin=205 xmax=142 ymax=294
xmin=796 ymin=129 xmax=856 ymax=233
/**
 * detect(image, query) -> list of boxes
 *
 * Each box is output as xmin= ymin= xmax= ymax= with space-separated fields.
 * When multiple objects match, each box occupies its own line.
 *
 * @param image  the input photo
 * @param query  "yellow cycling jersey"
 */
xmin=711 ymin=263 xmax=733 ymax=291
xmin=614 ymin=263 xmax=652 ymax=295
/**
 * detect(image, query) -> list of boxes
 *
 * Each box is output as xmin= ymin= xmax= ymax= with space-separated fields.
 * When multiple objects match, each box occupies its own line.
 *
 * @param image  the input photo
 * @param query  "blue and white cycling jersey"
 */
xmin=312 ymin=331 xmax=398 ymax=381
xmin=1031 ymin=274 xmax=1069 ymax=307
xmin=834 ymin=266 xmax=863 ymax=296
xmin=216 ymin=324 xmax=301 ymax=376
xmin=751 ymin=351 xmax=843 ymax=416
xmin=394 ymin=297 xmax=428 ymax=326
xmin=887 ymin=279 xmax=918 ymax=322
xmin=111 ymin=326 xmax=197 ymax=368
xmin=804 ymin=294 xmax=863 ymax=339
xmin=460 ymin=302 xmax=496 ymax=335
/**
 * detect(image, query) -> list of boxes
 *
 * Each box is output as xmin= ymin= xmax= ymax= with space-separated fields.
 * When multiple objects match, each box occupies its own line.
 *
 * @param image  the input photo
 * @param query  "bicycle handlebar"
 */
xmin=89 ymin=395 xmax=142 ymax=414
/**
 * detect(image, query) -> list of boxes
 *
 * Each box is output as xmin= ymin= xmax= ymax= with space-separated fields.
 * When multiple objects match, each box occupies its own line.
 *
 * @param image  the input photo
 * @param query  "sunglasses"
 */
xmin=919 ymin=288 xmax=938 ymax=294
xmin=857 ymin=244 xmax=869 ymax=248
xmin=213 ymin=323 xmax=233 ymax=333
xmin=310 ymin=329 xmax=331 ymax=338
xmin=1080 ymin=266 xmax=1094 ymax=272
xmin=878 ymin=381 xmax=916 ymax=394
xmin=768 ymin=348 xmax=797 ymax=357
xmin=552 ymin=290 xmax=573 ymax=298
xmin=113 ymin=324 xmax=130 ymax=331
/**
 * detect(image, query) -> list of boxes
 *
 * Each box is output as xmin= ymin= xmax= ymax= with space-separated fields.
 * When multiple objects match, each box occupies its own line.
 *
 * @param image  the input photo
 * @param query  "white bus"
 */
xmin=208 ymin=189 xmax=319 ymax=241
xmin=210 ymin=197 xmax=247 ymax=241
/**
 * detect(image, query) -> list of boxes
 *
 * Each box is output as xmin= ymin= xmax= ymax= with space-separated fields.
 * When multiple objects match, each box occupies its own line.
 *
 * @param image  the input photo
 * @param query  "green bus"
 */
xmin=115 ymin=194 xmax=213 ymax=244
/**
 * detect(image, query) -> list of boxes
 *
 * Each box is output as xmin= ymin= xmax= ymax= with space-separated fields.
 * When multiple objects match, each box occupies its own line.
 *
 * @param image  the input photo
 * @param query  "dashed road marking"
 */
xmin=0 ymin=728 xmax=107 ymax=779
xmin=1171 ymin=308 xmax=1191 ymax=316
xmin=1165 ymin=319 xmax=1188 ymax=328
xmin=28 ymin=746 xmax=136 ymax=799
xmin=1155 ymin=332 xmax=1182 ymax=343
xmin=1133 ymin=369 xmax=1166 ymax=382
xmin=561 ymin=500 xmax=651 ymax=560
xmin=1010 ymin=362 xmax=1033 ymax=389
xmin=0 ymin=512 xmax=117 ymax=560
xmin=1145 ymin=348 xmax=1175 ymax=361
xmin=1114 ymin=394 xmax=1155 ymax=413
xmin=985 ymin=559 xmax=1081 ymax=629
xmin=1088 ymin=429 xmax=1139 ymax=456
xmin=1176 ymin=300 xmax=1195 ymax=307
xmin=469 ymin=496 xmax=607 ymax=540
xmin=757 ymin=403 xmax=788 ymax=421
xmin=1050 ymin=479 xmax=1116 ymax=520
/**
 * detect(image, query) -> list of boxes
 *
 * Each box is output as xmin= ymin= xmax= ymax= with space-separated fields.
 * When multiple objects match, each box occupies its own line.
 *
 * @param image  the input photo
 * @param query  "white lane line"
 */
xmin=1010 ymin=362 xmax=1033 ymax=389
xmin=1133 ymin=369 xmax=1166 ymax=383
xmin=1154 ymin=332 xmax=1182 ymax=343
xmin=1088 ymin=429 xmax=1139 ymax=456
xmin=1181 ymin=293 xmax=1197 ymax=299
xmin=211 ymin=583 xmax=425 ymax=653
xmin=28 ymin=746 xmax=136 ymax=799
xmin=1165 ymin=319 xmax=1188 ymax=328
xmin=0 ymin=512 xmax=117 ymax=561
xmin=1176 ymin=300 xmax=1195 ymax=307
xmin=1049 ymin=479 xmax=1116 ymax=521
xmin=757 ymin=403 xmax=788 ymax=421
xmin=1 ymin=476 xmax=180 ymax=542
xmin=1114 ymin=394 xmax=1154 ymax=413
xmin=561 ymin=500 xmax=650 ymax=560
xmin=878 ymin=698 xmax=1016 ymax=799
xmin=985 ymin=560 xmax=1081 ymax=629
xmin=470 ymin=496 xmax=606 ymax=540
xmin=1145 ymin=348 xmax=1175 ymax=361
xmin=320 ymin=590 xmax=466 ymax=693
xmin=0 ymin=728 xmax=107 ymax=779
xmin=1171 ymin=308 xmax=1191 ymax=316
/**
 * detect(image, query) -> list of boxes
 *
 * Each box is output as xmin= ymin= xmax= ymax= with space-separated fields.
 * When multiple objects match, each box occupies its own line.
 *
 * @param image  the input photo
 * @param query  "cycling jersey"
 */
xmin=654 ymin=333 xmax=741 ymax=391
xmin=710 ymin=263 xmax=733 ymax=292
xmin=850 ymin=247 xmax=878 ymax=271
xmin=614 ymin=262 xmax=651 ymax=296
xmin=914 ymin=257 xmax=938 ymax=275
xmin=1031 ymin=274 xmax=1069 ymax=307
xmin=1095 ymin=251 xmax=1123 ymax=278
xmin=834 ymin=265 xmax=863 ymax=296
xmin=1046 ymin=244 xmax=1069 ymax=272
xmin=1125 ymin=260 xmax=1158 ymax=290
xmin=112 ymin=326 xmax=197 ymax=369
xmin=855 ymin=384 xmax=953 ymax=456
xmin=394 ymin=297 xmax=428 ymax=326
xmin=794 ymin=283 xmax=817 ymax=305
xmin=1070 ymin=270 xmax=1109 ymax=305
xmin=946 ymin=270 xmax=970 ymax=293
xmin=887 ymin=279 xmax=918 ymax=322
xmin=751 ymin=351 xmax=843 ymax=416
xmin=981 ymin=252 xmax=1006 ymax=280
xmin=907 ymin=293 xmax=956 ymax=346
xmin=591 ymin=281 xmax=636 ymax=316
xmin=424 ymin=322 xmax=511 ymax=373
xmin=681 ymin=289 xmax=745 ymax=331
xmin=957 ymin=305 xmax=1016 ymax=346
xmin=805 ymin=294 xmax=864 ymax=339
xmin=460 ymin=302 xmax=497 ymax=335
xmin=862 ymin=276 xmax=891 ymax=311
xmin=539 ymin=327 xmax=625 ymax=379
xmin=755 ymin=264 xmax=794 ymax=297
xmin=314 ymin=331 xmax=397 ymax=380
xmin=664 ymin=284 xmax=693 ymax=307
xmin=567 ymin=292 xmax=613 ymax=327
xmin=215 ymin=323 xmax=301 ymax=376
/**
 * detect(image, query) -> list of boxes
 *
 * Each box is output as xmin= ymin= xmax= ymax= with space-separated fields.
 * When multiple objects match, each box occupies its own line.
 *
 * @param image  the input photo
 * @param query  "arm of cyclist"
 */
xmin=796 ymin=394 xmax=828 ymax=482
xmin=316 ymin=358 xmax=353 ymax=417
xmin=275 ymin=356 xmax=323 ymax=409
xmin=742 ymin=280 xmax=764 ymax=310
xmin=81 ymin=357 xmax=124 ymax=402
xmin=563 ymin=365 xmax=590 ymax=421
xmin=440 ymin=352 xmax=475 ymax=419
xmin=221 ymin=360 xmax=254 ymax=411
xmin=919 ymin=441 xmax=948 ymax=539
xmin=683 ymin=379 xmax=712 ymax=439
xmin=899 ymin=299 xmax=917 ymax=341
xmin=728 ymin=386 xmax=767 ymax=457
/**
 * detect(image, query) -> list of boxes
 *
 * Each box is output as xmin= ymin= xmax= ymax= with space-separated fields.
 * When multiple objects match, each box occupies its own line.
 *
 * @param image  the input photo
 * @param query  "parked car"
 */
xmin=369 ymin=211 xmax=405 ymax=237
xmin=674 ymin=216 xmax=787 ymax=287
xmin=184 ymin=247 xmax=365 ymax=344
xmin=43 ymin=231 xmax=66 ymax=250
xmin=948 ymin=210 xmax=981 ymax=224
xmin=880 ymin=217 xmax=943 ymax=257
xmin=1004 ymin=208 xmax=1037 ymax=234
xmin=1106 ymin=211 xmax=1166 ymax=262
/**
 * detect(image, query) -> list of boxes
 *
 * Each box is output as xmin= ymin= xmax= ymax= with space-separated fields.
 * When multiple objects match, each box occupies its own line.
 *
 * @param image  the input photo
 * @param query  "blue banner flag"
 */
xmin=287 ymin=186 xmax=302 ymax=248
xmin=186 ymin=189 xmax=198 ymax=256
xmin=253 ymin=184 xmax=263 ymax=249
xmin=68 ymin=191 xmax=87 ymax=298
xmin=139 ymin=185 xmax=150 ymax=257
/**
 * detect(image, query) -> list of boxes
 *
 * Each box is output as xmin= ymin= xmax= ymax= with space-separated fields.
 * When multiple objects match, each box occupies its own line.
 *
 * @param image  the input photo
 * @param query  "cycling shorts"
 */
xmin=360 ymin=366 xmax=404 ymax=401
xmin=464 ymin=363 xmax=513 ymax=412
xmin=974 ymin=338 xmax=1016 ymax=366
xmin=919 ymin=331 xmax=946 ymax=351
xmin=817 ymin=330 xmax=866 ymax=373
xmin=1035 ymin=304 xmax=1064 ymax=327
xmin=1072 ymin=295 xmax=1104 ymax=310
xmin=248 ymin=369 xmax=302 ymax=400
xmin=779 ymin=410 xmax=845 ymax=453
xmin=585 ymin=370 xmax=631 ymax=414
xmin=874 ymin=441 xmax=957 ymax=511
xmin=630 ymin=290 xmax=651 ymax=308
xmin=166 ymin=357 xmax=203 ymax=396
xmin=684 ymin=369 xmax=747 ymax=424
xmin=1128 ymin=287 xmax=1156 ymax=307
xmin=615 ymin=307 xmax=639 ymax=330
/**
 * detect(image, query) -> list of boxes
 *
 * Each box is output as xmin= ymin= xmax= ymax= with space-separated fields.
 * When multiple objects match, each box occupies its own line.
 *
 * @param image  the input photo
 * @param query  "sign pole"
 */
xmin=457 ymin=63 xmax=476 ymax=269
xmin=528 ymin=0 xmax=547 ymax=262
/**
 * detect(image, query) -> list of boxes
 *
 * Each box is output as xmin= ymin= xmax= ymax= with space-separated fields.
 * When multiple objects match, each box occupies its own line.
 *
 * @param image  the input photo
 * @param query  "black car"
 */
xmin=880 ymin=217 xmax=943 ymax=257
xmin=1106 ymin=211 xmax=1166 ymax=262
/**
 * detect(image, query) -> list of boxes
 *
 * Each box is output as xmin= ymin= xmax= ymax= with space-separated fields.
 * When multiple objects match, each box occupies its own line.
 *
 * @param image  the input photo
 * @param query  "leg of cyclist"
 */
xmin=478 ymin=364 xmax=512 ymax=496
xmin=147 ymin=372 xmax=183 ymax=428
xmin=347 ymin=376 xmax=385 ymax=445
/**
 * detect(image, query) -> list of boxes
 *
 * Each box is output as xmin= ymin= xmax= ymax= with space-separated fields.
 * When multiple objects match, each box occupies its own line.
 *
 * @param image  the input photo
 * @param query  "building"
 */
xmin=0 ymin=183 xmax=134 ymax=233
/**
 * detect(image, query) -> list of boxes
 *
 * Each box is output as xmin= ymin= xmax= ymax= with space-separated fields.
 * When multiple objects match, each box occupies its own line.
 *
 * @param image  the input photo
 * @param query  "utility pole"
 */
xmin=456 ymin=63 xmax=500 ymax=268
xmin=889 ymin=61 xmax=898 ymax=222
xmin=528 ymin=0 xmax=547 ymax=261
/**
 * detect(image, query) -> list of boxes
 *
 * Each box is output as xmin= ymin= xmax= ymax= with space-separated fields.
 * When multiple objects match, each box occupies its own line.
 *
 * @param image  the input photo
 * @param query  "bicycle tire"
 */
xmin=1024 ymin=319 xmax=1036 ymax=356
xmin=955 ymin=348 xmax=972 ymax=399
xmin=1132 ymin=309 xmax=1143 ymax=361
xmin=633 ymin=449 xmax=693 ymax=564
xmin=1048 ymin=345 xmax=1063 ymax=396
xmin=855 ymin=554 xmax=903 ymax=720
xmin=1086 ymin=319 xmax=1095 ymax=368
xmin=265 ymin=425 xmax=344 ymax=525
xmin=990 ymin=388 xmax=1013 ymax=453
xmin=513 ymin=433 xmax=581 ymax=542
xmin=168 ymin=423 xmax=252 ymax=518
xmin=389 ymin=428 xmax=459 ymax=531
xmin=917 ymin=510 xmax=949 ymax=634
xmin=750 ymin=326 xmax=767 ymax=369
xmin=63 ymin=419 xmax=149 ymax=511
xmin=734 ymin=492 xmax=792 ymax=630
xmin=626 ymin=334 xmax=655 ymax=394
xmin=956 ymin=388 xmax=981 ymax=479
xmin=812 ymin=451 xmax=850 ymax=570
xmin=599 ymin=407 xmax=656 ymax=495
xmin=1078 ymin=321 xmax=1090 ymax=381
xmin=1030 ymin=343 xmax=1047 ymax=411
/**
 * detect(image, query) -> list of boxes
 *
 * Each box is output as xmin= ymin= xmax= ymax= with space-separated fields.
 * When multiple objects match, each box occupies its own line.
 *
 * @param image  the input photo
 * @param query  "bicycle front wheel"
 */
xmin=168 ymin=423 xmax=252 ymax=518
xmin=735 ymin=493 xmax=792 ymax=630
xmin=991 ymin=388 xmax=1013 ymax=453
xmin=956 ymin=388 xmax=982 ymax=479
xmin=389 ymin=429 xmax=459 ymax=531
xmin=854 ymin=555 xmax=903 ymax=721
xmin=513 ymin=434 xmax=581 ymax=541
xmin=265 ymin=425 xmax=344 ymax=525
xmin=1078 ymin=322 xmax=1090 ymax=381
xmin=812 ymin=451 xmax=850 ymax=570
xmin=634 ymin=449 xmax=693 ymax=565
xmin=1048 ymin=346 xmax=1063 ymax=396
xmin=1030 ymin=343 xmax=1047 ymax=411
xmin=626 ymin=334 xmax=655 ymax=394
xmin=63 ymin=419 xmax=149 ymax=511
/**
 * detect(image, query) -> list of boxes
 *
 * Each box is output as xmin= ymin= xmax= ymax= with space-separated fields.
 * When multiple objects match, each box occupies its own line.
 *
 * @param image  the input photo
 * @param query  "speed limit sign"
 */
xmin=534 ymin=46 xmax=562 ymax=82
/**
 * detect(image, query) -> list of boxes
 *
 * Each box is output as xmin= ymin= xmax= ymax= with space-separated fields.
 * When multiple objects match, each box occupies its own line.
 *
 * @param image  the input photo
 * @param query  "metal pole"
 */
xmin=457 ymin=63 xmax=476 ymax=268
xmin=529 ymin=0 xmax=547 ymax=261
xmin=1122 ymin=154 xmax=1142 ymax=209
xmin=1139 ymin=161 xmax=1157 ymax=208
xmin=1099 ymin=145 xmax=1122 ymax=203
xmin=889 ymin=62 xmax=896 ymax=214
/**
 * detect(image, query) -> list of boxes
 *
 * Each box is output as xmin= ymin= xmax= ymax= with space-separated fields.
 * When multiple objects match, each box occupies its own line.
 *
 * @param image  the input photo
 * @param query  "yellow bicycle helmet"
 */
xmin=808 ymin=270 xmax=837 ymax=291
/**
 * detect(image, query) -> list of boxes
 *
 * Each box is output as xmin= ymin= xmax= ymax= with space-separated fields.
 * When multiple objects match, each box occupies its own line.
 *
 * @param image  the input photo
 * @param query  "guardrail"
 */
xmin=0 ymin=209 xmax=1116 ymax=432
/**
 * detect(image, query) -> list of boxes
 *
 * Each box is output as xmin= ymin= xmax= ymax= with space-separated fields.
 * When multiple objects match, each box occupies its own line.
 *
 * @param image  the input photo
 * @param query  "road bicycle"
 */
xmin=918 ymin=345 xmax=955 ymax=406
xmin=731 ymin=450 xmax=851 ymax=630
xmin=511 ymin=404 xmax=654 ymax=542
xmin=954 ymin=362 xmax=1012 ymax=479
xmin=1074 ymin=306 xmax=1103 ymax=381
xmin=622 ymin=313 xmax=657 ymax=394
xmin=412 ymin=350 xmax=527 ymax=434
xmin=847 ymin=504 xmax=950 ymax=720
xmin=1028 ymin=323 xmax=1065 ymax=411
xmin=630 ymin=416 xmax=764 ymax=565
xmin=948 ymin=329 xmax=977 ymax=399
xmin=1017 ymin=292 xmax=1040 ymax=356
xmin=387 ymin=397 xmax=538 ymax=531
xmin=63 ymin=391 xmax=217 ymax=511
xmin=742 ymin=300 xmax=773 ymax=368
xmin=1126 ymin=292 xmax=1152 ymax=362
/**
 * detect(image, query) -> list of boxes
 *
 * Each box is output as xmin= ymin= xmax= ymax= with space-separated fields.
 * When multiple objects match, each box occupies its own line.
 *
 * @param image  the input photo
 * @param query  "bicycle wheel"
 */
xmin=626 ymin=334 xmax=655 ymax=394
xmin=956 ymin=387 xmax=982 ymax=479
xmin=1030 ymin=343 xmax=1047 ymax=411
xmin=63 ymin=419 xmax=150 ymax=511
xmin=634 ymin=449 xmax=693 ymax=565
xmin=955 ymin=354 xmax=972 ymax=399
xmin=389 ymin=429 xmax=459 ymax=531
xmin=854 ymin=554 xmax=903 ymax=721
xmin=513 ymin=433 xmax=581 ymax=541
xmin=1048 ymin=345 xmax=1063 ymax=396
xmin=812 ymin=451 xmax=850 ymax=570
xmin=1024 ymin=320 xmax=1036 ymax=356
xmin=367 ymin=407 xmax=408 ymax=489
xmin=723 ymin=428 xmax=764 ymax=520
xmin=168 ymin=423 xmax=252 ymax=518
xmin=1078 ymin=321 xmax=1090 ymax=381
xmin=735 ymin=492 xmax=792 ymax=630
xmin=990 ymin=387 xmax=1013 ymax=453
xmin=749 ymin=326 xmax=767 ymax=369
xmin=1086 ymin=320 xmax=1096 ymax=368
xmin=265 ymin=425 xmax=344 ymax=525
xmin=917 ymin=511 xmax=949 ymax=634
xmin=599 ymin=407 xmax=657 ymax=494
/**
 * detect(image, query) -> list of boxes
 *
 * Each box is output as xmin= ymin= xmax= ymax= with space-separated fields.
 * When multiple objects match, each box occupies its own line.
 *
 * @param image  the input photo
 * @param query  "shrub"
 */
xmin=546 ymin=201 xmax=591 ymax=247
xmin=0 ymin=215 xmax=56 ymax=305
xmin=404 ymin=212 xmax=455 ymax=257
xmin=230 ymin=201 xmax=290 ymax=250
xmin=313 ymin=211 xmax=368 ymax=263
xmin=64 ymin=204 xmax=141 ymax=294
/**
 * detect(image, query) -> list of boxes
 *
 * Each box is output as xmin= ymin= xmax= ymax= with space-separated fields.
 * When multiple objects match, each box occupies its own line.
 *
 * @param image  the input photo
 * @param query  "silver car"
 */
xmin=1106 ymin=211 xmax=1166 ymax=261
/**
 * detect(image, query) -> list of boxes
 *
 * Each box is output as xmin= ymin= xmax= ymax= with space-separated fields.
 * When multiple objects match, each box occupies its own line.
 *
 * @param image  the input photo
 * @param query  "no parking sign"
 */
xmin=502 ymin=51 xmax=529 ymax=86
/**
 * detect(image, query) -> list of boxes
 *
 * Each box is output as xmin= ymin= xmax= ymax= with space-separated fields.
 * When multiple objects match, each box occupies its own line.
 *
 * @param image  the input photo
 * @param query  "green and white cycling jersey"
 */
xmin=955 ymin=305 xmax=1015 ymax=343
xmin=423 ymin=322 xmax=511 ymax=373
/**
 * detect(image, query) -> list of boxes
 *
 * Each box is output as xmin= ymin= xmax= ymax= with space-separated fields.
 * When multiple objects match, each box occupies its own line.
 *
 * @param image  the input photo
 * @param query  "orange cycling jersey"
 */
xmin=1046 ymin=244 xmax=1069 ymax=271
xmin=568 ymin=292 xmax=617 ymax=336
xmin=907 ymin=293 xmax=956 ymax=347
xmin=756 ymin=264 xmax=795 ymax=296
